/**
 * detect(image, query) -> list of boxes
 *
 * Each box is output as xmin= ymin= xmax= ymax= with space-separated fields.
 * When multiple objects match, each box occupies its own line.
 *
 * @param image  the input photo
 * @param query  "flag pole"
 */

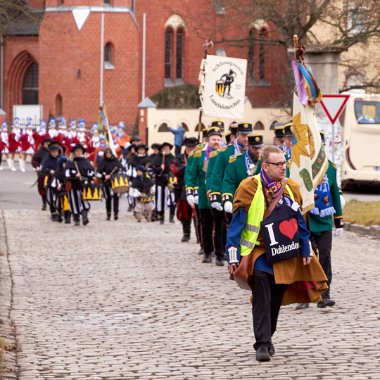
xmin=100 ymin=12 xmax=105 ymax=107
xmin=197 ymin=39 xmax=213 ymax=142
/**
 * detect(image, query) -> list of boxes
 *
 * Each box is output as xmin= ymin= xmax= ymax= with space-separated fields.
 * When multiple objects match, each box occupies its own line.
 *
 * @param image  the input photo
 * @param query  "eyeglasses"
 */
xmin=265 ymin=161 xmax=287 ymax=168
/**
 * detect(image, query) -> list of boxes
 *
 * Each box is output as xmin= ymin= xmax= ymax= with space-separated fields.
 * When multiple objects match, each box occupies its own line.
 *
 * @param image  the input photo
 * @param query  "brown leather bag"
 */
xmin=232 ymin=180 xmax=288 ymax=290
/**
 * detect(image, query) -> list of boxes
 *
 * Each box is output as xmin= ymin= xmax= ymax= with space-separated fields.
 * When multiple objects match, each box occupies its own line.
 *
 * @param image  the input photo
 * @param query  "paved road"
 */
xmin=0 ymin=204 xmax=379 ymax=379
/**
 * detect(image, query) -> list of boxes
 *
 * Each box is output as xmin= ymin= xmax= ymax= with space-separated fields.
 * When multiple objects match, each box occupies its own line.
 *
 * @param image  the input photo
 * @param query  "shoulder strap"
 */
xmin=263 ymin=179 xmax=288 ymax=219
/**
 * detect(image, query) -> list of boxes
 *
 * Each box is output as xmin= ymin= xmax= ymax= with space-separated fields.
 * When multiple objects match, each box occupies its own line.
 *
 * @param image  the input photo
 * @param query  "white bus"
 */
xmin=340 ymin=93 xmax=380 ymax=189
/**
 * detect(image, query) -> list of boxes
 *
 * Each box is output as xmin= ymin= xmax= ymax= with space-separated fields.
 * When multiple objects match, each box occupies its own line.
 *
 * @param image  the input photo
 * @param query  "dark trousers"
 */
xmin=103 ymin=185 xmax=119 ymax=215
xmin=211 ymin=208 xmax=225 ymax=257
xmin=250 ymin=270 xmax=288 ymax=350
xmin=194 ymin=205 xmax=202 ymax=247
xmin=199 ymin=208 xmax=224 ymax=259
xmin=47 ymin=187 xmax=58 ymax=215
xmin=175 ymin=145 xmax=181 ymax=156
xmin=182 ymin=219 xmax=191 ymax=236
xmin=311 ymin=230 xmax=333 ymax=299
xmin=68 ymin=189 xmax=90 ymax=220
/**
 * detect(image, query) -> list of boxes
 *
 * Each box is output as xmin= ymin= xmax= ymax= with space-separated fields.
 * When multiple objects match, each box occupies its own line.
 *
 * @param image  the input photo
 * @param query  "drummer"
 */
xmin=65 ymin=144 xmax=95 ymax=226
xmin=96 ymin=147 xmax=124 ymax=221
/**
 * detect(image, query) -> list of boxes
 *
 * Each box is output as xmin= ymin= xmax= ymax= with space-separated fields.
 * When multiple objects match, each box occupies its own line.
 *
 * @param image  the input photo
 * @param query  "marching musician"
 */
xmin=96 ymin=147 xmax=124 ymax=221
xmin=65 ymin=144 xmax=95 ymax=226
xmin=55 ymin=155 xmax=72 ymax=224
xmin=0 ymin=121 xmax=11 ymax=171
xmin=31 ymin=137 xmax=51 ymax=210
xmin=41 ymin=142 xmax=62 ymax=221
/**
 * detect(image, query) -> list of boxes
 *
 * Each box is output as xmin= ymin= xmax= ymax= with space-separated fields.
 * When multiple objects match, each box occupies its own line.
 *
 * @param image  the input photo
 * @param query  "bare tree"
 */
xmin=0 ymin=0 xmax=36 ymax=35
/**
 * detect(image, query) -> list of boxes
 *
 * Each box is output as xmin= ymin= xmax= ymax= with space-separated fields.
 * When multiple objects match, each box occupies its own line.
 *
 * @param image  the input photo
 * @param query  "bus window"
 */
xmin=354 ymin=100 xmax=380 ymax=124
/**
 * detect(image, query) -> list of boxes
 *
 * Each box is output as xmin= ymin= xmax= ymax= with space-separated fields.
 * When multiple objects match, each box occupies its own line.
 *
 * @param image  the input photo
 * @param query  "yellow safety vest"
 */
xmin=240 ymin=174 xmax=295 ymax=256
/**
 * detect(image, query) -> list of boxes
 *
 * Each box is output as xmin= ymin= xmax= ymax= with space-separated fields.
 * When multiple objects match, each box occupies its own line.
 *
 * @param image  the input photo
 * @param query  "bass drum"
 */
xmin=82 ymin=183 xmax=103 ymax=201
xmin=111 ymin=173 xmax=129 ymax=194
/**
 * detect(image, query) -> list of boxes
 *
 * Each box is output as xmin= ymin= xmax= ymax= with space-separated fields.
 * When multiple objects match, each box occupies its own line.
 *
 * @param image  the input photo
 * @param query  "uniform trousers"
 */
xmin=155 ymin=185 xmax=168 ymax=219
xmin=103 ymin=185 xmax=119 ymax=215
xmin=68 ymin=189 xmax=90 ymax=219
xmin=47 ymin=186 xmax=58 ymax=215
xmin=199 ymin=208 xmax=224 ymax=259
xmin=250 ymin=269 xmax=288 ymax=351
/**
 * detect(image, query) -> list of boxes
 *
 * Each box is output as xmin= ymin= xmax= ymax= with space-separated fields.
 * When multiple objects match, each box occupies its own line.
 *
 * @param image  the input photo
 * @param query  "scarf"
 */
xmin=260 ymin=169 xmax=285 ymax=200
xmin=309 ymin=175 xmax=336 ymax=217
xmin=204 ymin=144 xmax=214 ymax=160
xmin=234 ymin=139 xmax=245 ymax=156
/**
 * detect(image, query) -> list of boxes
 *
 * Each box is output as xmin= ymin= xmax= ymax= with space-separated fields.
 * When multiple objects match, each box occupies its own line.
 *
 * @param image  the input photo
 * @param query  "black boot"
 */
xmin=106 ymin=212 xmax=111 ymax=221
xmin=215 ymin=256 xmax=225 ymax=266
xmin=57 ymin=213 xmax=63 ymax=223
xmin=74 ymin=216 xmax=80 ymax=226
xmin=114 ymin=213 xmax=118 ymax=221
xmin=82 ymin=210 xmax=89 ymax=226
xmin=169 ymin=216 xmax=174 ymax=223
xmin=42 ymin=198 xmax=47 ymax=211
xmin=202 ymin=253 xmax=212 ymax=263
xmin=64 ymin=211 xmax=71 ymax=224
xmin=181 ymin=233 xmax=190 ymax=242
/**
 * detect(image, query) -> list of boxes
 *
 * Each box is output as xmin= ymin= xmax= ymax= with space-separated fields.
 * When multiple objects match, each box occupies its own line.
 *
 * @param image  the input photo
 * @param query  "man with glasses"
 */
xmin=226 ymin=145 xmax=328 ymax=362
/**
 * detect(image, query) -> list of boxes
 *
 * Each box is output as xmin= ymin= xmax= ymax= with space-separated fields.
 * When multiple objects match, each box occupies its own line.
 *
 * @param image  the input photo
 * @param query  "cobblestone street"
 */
xmin=0 ymin=206 xmax=379 ymax=379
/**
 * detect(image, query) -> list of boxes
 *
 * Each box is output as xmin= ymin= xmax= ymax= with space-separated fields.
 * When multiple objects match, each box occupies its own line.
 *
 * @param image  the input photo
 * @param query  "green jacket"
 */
xmin=222 ymin=153 xmax=259 ymax=203
xmin=185 ymin=147 xmax=210 ymax=209
xmin=205 ymin=150 xmax=219 ymax=195
xmin=210 ymin=144 xmax=235 ymax=195
xmin=308 ymin=161 xmax=343 ymax=234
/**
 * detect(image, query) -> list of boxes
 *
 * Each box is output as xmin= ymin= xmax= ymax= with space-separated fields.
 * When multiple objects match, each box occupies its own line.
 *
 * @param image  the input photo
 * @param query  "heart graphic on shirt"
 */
xmin=279 ymin=218 xmax=298 ymax=240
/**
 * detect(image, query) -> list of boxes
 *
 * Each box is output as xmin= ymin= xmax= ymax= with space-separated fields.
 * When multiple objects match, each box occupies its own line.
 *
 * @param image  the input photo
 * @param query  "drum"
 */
xmin=111 ymin=173 xmax=129 ymax=194
xmin=82 ymin=183 xmax=102 ymax=201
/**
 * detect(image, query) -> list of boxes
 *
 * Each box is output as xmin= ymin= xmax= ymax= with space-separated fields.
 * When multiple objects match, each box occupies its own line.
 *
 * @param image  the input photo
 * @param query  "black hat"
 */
xmin=151 ymin=143 xmax=161 ymax=150
xmin=207 ymin=127 xmax=222 ymax=138
xmin=274 ymin=125 xmax=285 ymax=139
xmin=202 ymin=128 xmax=209 ymax=139
xmin=229 ymin=122 xmax=238 ymax=136
xmin=283 ymin=122 xmax=293 ymax=137
xmin=135 ymin=143 xmax=148 ymax=151
xmin=225 ymin=131 xmax=232 ymax=145
xmin=211 ymin=120 xmax=224 ymax=130
xmin=49 ymin=143 xmax=61 ymax=152
xmin=237 ymin=122 xmax=253 ymax=134
xmin=182 ymin=137 xmax=198 ymax=147
xmin=248 ymin=134 xmax=264 ymax=147
xmin=161 ymin=142 xmax=173 ymax=150
xmin=72 ymin=143 xmax=86 ymax=153
xmin=136 ymin=165 xmax=147 ymax=172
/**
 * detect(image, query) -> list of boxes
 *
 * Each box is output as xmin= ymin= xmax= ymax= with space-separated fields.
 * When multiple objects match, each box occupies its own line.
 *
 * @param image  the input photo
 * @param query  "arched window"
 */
xmin=104 ymin=42 xmax=114 ymax=69
xmin=56 ymin=94 xmax=63 ymax=117
xmin=248 ymin=29 xmax=254 ymax=81
xmin=176 ymin=28 xmax=184 ymax=79
xmin=22 ymin=62 xmax=39 ymax=104
xmin=195 ymin=122 xmax=206 ymax=132
xmin=259 ymin=31 xmax=266 ymax=80
xmin=254 ymin=121 xmax=265 ymax=130
xmin=269 ymin=120 xmax=278 ymax=130
xmin=158 ymin=122 xmax=170 ymax=132
xmin=165 ymin=29 xmax=173 ymax=79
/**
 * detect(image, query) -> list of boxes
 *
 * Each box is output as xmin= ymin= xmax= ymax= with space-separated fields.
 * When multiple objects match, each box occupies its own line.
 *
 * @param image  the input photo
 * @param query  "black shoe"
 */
xmin=57 ymin=215 xmax=63 ymax=223
xmin=215 ymin=257 xmax=225 ymax=266
xmin=269 ymin=343 xmax=275 ymax=357
xmin=50 ymin=214 xmax=59 ymax=222
xmin=295 ymin=303 xmax=309 ymax=310
xmin=42 ymin=204 xmax=47 ymax=211
xmin=114 ymin=213 xmax=118 ymax=221
xmin=256 ymin=346 xmax=271 ymax=362
xmin=181 ymin=234 xmax=190 ymax=242
xmin=82 ymin=211 xmax=89 ymax=226
xmin=317 ymin=298 xmax=335 ymax=308
xmin=74 ymin=219 xmax=80 ymax=226
xmin=64 ymin=218 xmax=71 ymax=224
xmin=169 ymin=217 xmax=174 ymax=223
xmin=106 ymin=212 xmax=111 ymax=221
xmin=202 ymin=254 xmax=212 ymax=264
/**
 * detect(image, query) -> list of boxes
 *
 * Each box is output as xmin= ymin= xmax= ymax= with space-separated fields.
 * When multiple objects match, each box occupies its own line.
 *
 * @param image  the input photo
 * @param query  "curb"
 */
xmin=344 ymin=222 xmax=380 ymax=238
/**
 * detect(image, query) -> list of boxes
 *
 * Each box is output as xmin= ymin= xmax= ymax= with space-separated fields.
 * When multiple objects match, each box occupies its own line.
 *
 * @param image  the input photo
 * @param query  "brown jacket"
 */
xmin=234 ymin=176 xmax=328 ymax=305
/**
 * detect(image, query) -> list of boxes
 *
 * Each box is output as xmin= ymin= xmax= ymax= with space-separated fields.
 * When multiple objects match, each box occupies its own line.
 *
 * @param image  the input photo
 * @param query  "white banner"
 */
xmin=202 ymin=55 xmax=247 ymax=119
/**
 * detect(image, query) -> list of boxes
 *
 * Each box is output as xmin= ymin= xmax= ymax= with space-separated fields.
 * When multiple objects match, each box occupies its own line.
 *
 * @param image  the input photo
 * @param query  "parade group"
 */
xmin=0 ymin=114 xmax=344 ymax=361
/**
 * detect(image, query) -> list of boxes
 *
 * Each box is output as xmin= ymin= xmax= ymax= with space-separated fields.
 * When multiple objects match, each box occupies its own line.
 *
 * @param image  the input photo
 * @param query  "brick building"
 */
xmin=0 ymin=0 xmax=290 ymax=134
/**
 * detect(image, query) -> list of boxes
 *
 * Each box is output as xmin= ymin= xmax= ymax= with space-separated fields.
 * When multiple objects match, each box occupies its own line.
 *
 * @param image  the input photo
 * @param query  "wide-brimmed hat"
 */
xmin=182 ymin=137 xmax=198 ymax=147
xmin=151 ymin=143 xmax=161 ymax=150
xmin=72 ymin=143 xmax=86 ymax=153
xmin=135 ymin=143 xmax=148 ymax=151
xmin=161 ymin=142 xmax=173 ymax=150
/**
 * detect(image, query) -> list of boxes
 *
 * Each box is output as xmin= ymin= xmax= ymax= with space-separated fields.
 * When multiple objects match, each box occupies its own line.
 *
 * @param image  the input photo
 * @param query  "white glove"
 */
xmin=334 ymin=228 xmax=344 ymax=237
xmin=211 ymin=202 xmax=223 ymax=211
xmin=193 ymin=195 xmax=199 ymax=205
xmin=98 ymin=151 xmax=104 ymax=157
xmin=224 ymin=201 xmax=233 ymax=214
xmin=186 ymin=194 xmax=194 ymax=207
